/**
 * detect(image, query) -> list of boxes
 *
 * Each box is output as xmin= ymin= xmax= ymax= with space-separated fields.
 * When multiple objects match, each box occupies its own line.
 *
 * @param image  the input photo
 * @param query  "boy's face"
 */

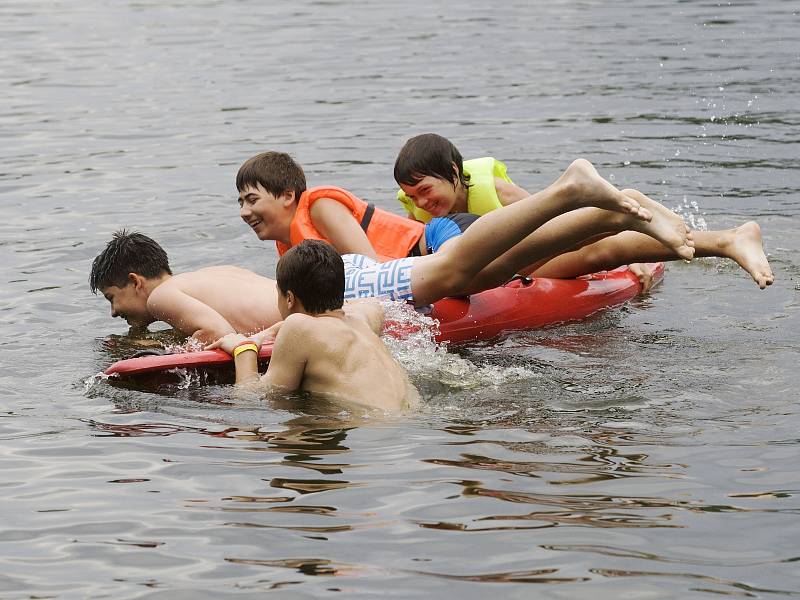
xmin=399 ymin=175 xmax=458 ymax=217
xmin=101 ymin=281 xmax=152 ymax=329
xmin=238 ymin=183 xmax=293 ymax=242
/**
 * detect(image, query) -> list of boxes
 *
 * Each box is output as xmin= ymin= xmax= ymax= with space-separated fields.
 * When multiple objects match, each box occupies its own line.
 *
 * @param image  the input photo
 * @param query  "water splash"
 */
xmin=166 ymin=367 xmax=208 ymax=390
xmin=163 ymin=338 xmax=205 ymax=354
xmin=671 ymin=196 xmax=708 ymax=231
xmin=84 ymin=371 xmax=112 ymax=393
xmin=380 ymin=301 xmax=539 ymax=390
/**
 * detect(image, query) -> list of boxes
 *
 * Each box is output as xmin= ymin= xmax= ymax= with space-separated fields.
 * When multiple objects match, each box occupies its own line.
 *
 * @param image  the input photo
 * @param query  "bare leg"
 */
xmin=410 ymin=159 xmax=694 ymax=306
xmin=702 ymin=222 xmax=774 ymax=289
xmin=460 ymin=208 xmax=658 ymax=294
xmin=535 ymin=221 xmax=773 ymax=289
xmin=533 ymin=230 xmax=678 ymax=278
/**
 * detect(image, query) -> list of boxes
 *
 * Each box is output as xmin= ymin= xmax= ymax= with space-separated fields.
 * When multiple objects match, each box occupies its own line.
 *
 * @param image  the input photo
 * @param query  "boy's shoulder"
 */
xmin=281 ymin=312 xmax=356 ymax=342
xmin=343 ymin=299 xmax=384 ymax=330
xmin=281 ymin=312 xmax=320 ymax=335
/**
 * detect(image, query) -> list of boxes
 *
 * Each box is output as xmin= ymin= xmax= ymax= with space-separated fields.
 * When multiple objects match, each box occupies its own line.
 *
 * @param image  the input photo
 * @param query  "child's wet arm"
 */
xmin=495 ymin=178 xmax=531 ymax=206
xmin=261 ymin=322 xmax=306 ymax=391
xmin=205 ymin=333 xmax=261 ymax=385
xmin=149 ymin=288 xmax=235 ymax=344
xmin=233 ymin=348 xmax=260 ymax=385
xmin=309 ymin=198 xmax=379 ymax=258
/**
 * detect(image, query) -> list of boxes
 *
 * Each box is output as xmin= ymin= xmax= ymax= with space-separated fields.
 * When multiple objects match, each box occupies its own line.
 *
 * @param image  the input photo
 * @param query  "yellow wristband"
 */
xmin=232 ymin=343 xmax=258 ymax=358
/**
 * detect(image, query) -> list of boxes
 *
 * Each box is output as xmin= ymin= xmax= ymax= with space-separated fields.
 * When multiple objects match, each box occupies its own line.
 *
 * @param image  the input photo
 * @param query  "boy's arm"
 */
xmin=261 ymin=317 xmax=308 ymax=390
xmin=495 ymin=178 xmax=531 ymax=206
xmin=343 ymin=298 xmax=385 ymax=335
xmin=207 ymin=321 xmax=306 ymax=392
xmin=147 ymin=285 xmax=236 ymax=344
xmin=205 ymin=333 xmax=260 ymax=385
xmin=309 ymin=198 xmax=379 ymax=259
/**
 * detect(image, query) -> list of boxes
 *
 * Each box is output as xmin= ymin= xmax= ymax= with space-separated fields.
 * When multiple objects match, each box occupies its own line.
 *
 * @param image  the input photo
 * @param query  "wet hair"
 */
xmin=276 ymin=240 xmax=344 ymax=314
xmin=393 ymin=133 xmax=469 ymax=189
xmin=236 ymin=151 xmax=307 ymax=199
xmin=89 ymin=230 xmax=171 ymax=293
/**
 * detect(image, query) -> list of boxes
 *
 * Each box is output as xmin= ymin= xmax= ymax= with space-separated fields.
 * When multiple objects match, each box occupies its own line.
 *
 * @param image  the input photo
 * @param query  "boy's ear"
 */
xmin=451 ymin=162 xmax=460 ymax=183
xmin=128 ymin=272 xmax=146 ymax=291
xmin=281 ymin=190 xmax=296 ymax=207
xmin=285 ymin=290 xmax=307 ymax=314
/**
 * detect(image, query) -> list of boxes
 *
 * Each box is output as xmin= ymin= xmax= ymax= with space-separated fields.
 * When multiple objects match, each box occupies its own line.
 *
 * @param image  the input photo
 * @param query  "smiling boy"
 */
xmin=394 ymin=133 xmax=774 ymax=290
xmin=236 ymin=151 xmax=480 ymax=262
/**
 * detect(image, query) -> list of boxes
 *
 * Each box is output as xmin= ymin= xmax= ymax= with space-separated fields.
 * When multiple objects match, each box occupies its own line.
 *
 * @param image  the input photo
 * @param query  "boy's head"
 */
xmin=275 ymin=240 xmax=344 ymax=316
xmin=393 ymin=133 xmax=468 ymax=189
xmin=90 ymin=230 xmax=171 ymax=328
xmin=236 ymin=151 xmax=307 ymax=243
xmin=394 ymin=134 xmax=470 ymax=217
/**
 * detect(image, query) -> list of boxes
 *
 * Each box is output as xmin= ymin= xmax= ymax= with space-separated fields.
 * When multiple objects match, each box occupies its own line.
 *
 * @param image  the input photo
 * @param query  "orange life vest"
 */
xmin=275 ymin=186 xmax=424 ymax=261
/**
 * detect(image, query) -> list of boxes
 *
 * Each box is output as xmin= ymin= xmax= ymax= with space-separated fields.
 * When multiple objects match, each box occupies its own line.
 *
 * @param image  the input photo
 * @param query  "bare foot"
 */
xmin=557 ymin=159 xmax=652 ymax=221
xmin=622 ymin=188 xmax=695 ymax=260
xmin=628 ymin=263 xmax=656 ymax=293
xmin=717 ymin=222 xmax=774 ymax=289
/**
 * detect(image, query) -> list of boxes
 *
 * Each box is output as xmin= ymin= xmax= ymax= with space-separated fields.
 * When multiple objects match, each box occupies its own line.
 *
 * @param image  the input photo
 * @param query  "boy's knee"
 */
xmin=438 ymin=266 xmax=473 ymax=297
xmin=585 ymin=243 xmax=619 ymax=271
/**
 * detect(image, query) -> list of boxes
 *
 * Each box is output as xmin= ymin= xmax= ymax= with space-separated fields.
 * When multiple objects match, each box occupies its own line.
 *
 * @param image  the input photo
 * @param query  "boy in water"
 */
xmin=206 ymin=240 xmax=417 ymax=411
xmin=90 ymin=230 xmax=282 ymax=344
xmin=394 ymin=133 xmax=774 ymax=290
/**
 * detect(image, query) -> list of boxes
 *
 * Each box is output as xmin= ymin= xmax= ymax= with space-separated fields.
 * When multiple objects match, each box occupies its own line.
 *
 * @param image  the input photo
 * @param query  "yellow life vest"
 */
xmin=396 ymin=157 xmax=514 ymax=223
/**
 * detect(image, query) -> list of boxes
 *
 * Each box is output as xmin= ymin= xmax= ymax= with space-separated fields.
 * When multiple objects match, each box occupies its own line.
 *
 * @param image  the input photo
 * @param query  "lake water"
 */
xmin=1 ymin=0 xmax=799 ymax=597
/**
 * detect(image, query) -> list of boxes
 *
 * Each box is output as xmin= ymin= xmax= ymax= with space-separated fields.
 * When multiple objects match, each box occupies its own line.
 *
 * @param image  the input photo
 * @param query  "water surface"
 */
xmin=1 ymin=1 xmax=799 ymax=597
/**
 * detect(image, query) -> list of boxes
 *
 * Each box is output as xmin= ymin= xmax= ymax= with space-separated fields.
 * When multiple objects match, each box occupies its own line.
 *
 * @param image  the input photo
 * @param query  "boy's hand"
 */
xmin=205 ymin=332 xmax=249 ymax=355
xmin=251 ymin=321 xmax=283 ymax=347
xmin=628 ymin=263 xmax=656 ymax=294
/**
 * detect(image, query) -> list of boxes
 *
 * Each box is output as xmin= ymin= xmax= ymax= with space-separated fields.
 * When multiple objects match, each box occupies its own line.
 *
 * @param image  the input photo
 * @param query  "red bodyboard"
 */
xmin=104 ymin=263 xmax=663 ymax=377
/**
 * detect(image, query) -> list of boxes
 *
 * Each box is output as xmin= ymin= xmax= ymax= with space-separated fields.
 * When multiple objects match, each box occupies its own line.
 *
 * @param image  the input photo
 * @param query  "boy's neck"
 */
xmin=298 ymin=307 xmax=346 ymax=319
xmin=279 ymin=202 xmax=299 ymax=246
xmin=144 ymin=272 xmax=171 ymax=295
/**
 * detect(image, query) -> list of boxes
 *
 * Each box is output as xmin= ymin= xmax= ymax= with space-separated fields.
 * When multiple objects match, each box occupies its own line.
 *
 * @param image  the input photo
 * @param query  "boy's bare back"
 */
xmin=267 ymin=303 xmax=416 ymax=411
xmin=149 ymin=266 xmax=282 ymax=340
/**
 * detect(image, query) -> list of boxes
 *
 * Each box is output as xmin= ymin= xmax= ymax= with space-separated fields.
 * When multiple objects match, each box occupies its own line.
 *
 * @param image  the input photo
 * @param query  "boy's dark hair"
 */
xmin=276 ymin=240 xmax=344 ymax=314
xmin=393 ymin=133 xmax=469 ymax=189
xmin=89 ymin=230 xmax=171 ymax=293
xmin=236 ymin=151 xmax=307 ymax=199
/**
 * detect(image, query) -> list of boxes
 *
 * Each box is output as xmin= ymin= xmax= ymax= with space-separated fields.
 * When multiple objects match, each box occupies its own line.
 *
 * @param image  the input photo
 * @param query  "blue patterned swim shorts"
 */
xmin=342 ymin=254 xmax=416 ymax=302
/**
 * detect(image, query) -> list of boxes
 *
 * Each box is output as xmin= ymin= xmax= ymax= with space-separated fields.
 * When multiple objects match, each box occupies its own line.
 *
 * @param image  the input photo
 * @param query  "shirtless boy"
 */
xmin=206 ymin=240 xmax=417 ymax=411
xmin=394 ymin=133 xmax=774 ymax=290
xmin=90 ymin=230 xmax=282 ymax=344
